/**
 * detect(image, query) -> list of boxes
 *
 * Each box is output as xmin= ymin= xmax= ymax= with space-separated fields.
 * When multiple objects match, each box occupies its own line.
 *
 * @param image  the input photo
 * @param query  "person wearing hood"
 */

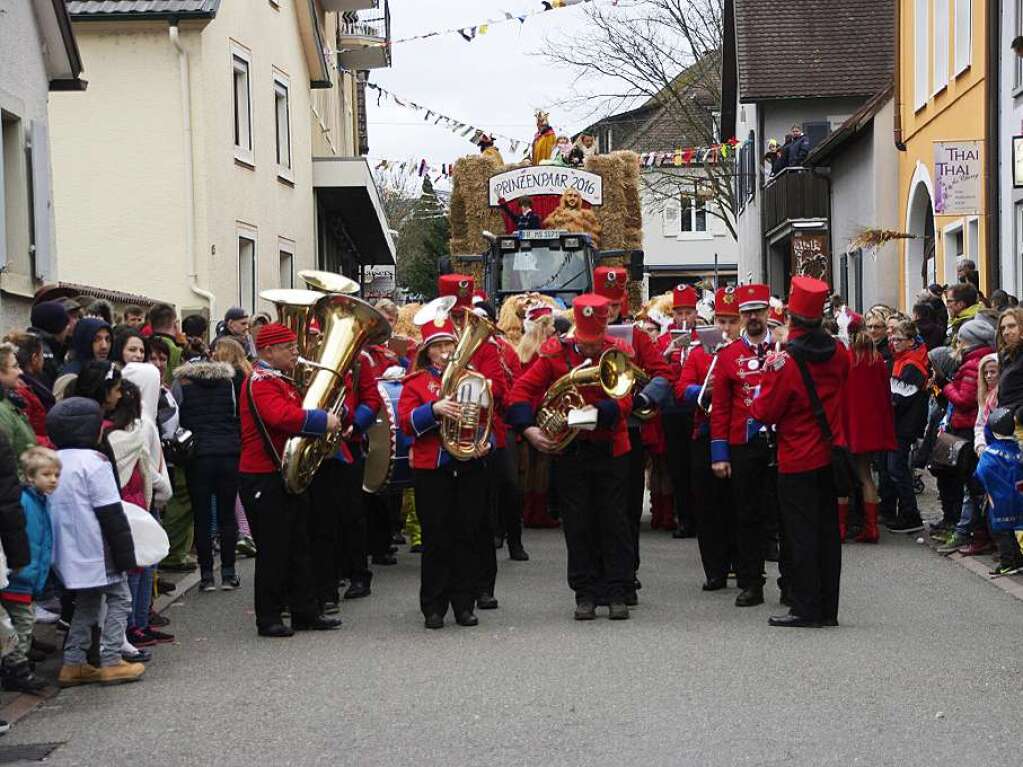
xmin=750 ymin=276 xmax=850 ymax=629
xmin=911 ymin=301 xmax=945 ymax=352
xmin=45 ymin=397 xmax=143 ymax=687
xmin=60 ymin=317 xmax=112 ymax=377
xmin=4 ymin=333 xmax=55 ymax=446
xmin=974 ymin=408 xmax=1023 ymax=575
xmin=28 ymin=301 xmax=72 ymax=389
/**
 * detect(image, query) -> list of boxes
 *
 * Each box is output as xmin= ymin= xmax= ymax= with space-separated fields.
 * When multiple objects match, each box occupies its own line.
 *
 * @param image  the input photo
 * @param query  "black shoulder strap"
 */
xmin=245 ymin=374 xmax=283 ymax=471
xmin=791 ymin=352 xmax=833 ymax=447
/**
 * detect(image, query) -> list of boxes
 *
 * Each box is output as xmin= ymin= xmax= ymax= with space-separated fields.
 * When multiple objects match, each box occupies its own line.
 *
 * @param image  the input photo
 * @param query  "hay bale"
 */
xmin=449 ymin=156 xmax=506 ymax=257
xmin=395 ymin=303 xmax=422 ymax=342
xmin=585 ymin=150 xmax=642 ymax=251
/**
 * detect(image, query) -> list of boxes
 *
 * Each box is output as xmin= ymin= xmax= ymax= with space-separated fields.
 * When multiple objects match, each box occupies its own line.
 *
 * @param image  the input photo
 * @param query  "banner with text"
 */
xmin=488 ymin=167 xmax=603 ymax=206
xmin=934 ymin=140 xmax=982 ymax=215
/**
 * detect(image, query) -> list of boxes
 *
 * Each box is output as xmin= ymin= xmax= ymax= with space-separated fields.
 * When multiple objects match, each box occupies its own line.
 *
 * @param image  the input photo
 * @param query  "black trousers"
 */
xmin=309 ymin=460 xmax=369 ymax=605
xmin=476 ymin=462 xmax=498 ymax=598
xmin=414 ymin=463 xmax=487 ymax=618
xmin=690 ymin=435 xmax=736 ymax=583
xmin=238 ymin=472 xmax=319 ymax=629
xmin=663 ymin=411 xmax=694 ymax=530
xmin=625 ymin=426 xmax=646 ymax=573
xmin=554 ymin=442 xmax=631 ymax=601
xmin=730 ymin=439 xmax=775 ymax=590
xmin=185 ymin=454 xmax=239 ymax=577
xmin=777 ymin=467 xmax=841 ymax=622
xmin=490 ymin=445 xmax=523 ymax=548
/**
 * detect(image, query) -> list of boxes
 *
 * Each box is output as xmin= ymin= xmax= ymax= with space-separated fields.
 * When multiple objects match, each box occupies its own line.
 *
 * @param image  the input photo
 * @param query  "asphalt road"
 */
xmin=5 ymin=508 xmax=1023 ymax=766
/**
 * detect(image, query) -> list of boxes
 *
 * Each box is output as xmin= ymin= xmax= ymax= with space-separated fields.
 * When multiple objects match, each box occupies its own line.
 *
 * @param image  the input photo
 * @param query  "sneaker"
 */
xmin=156 ymin=580 xmax=176 ymax=595
xmin=221 ymin=574 xmax=240 ymax=591
xmin=1 ymin=662 xmax=48 ymax=694
xmin=887 ymin=518 xmax=924 ymax=534
xmin=142 ymin=628 xmax=175 ymax=644
xmin=0 ymin=719 xmax=9 ymax=735
xmin=122 ymin=648 xmax=152 ymax=664
xmin=127 ymin=628 xmax=158 ymax=648
xmin=96 ymin=660 xmax=145 ymax=685
xmin=937 ymin=534 xmax=968 ymax=554
xmin=148 ymin=611 xmax=170 ymax=628
xmin=927 ymin=519 xmax=952 ymax=535
xmin=58 ymin=663 xmax=100 ymax=688
xmin=989 ymin=563 xmax=1023 ymax=577
xmin=199 ymin=577 xmax=217 ymax=592
xmin=236 ymin=536 xmax=257 ymax=558
xmin=33 ymin=605 xmax=60 ymax=624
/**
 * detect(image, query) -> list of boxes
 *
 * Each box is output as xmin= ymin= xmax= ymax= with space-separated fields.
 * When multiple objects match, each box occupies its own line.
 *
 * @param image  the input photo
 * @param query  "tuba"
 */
xmin=439 ymin=310 xmax=498 ymax=460
xmin=260 ymin=283 xmax=391 ymax=494
xmin=535 ymin=348 xmax=637 ymax=452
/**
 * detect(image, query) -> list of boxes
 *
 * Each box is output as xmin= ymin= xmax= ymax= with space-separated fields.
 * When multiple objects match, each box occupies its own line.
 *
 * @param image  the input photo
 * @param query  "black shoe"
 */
xmin=199 ymin=577 xmax=216 ymax=592
xmin=344 ymin=581 xmax=371 ymax=600
xmin=821 ymin=617 xmax=839 ymax=627
xmin=633 ymin=578 xmax=642 ymax=591
xmin=122 ymin=648 xmax=152 ymax=664
xmin=424 ymin=613 xmax=444 ymax=629
xmin=1 ymin=663 xmax=48 ymax=694
xmin=455 ymin=611 xmax=479 ymax=627
xmin=476 ymin=593 xmax=499 ymax=610
xmin=574 ymin=601 xmax=596 ymax=621
xmin=148 ymin=612 xmax=171 ymax=628
xmin=292 ymin=615 xmax=342 ymax=631
xmin=321 ymin=601 xmax=341 ymax=615
xmin=371 ymin=554 xmax=398 ymax=566
xmin=156 ymin=580 xmax=176 ymax=595
xmin=393 ymin=532 xmax=407 ymax=545
xmin=887 ymin=518 xmax=924 ymax=534
xmin=493 ymin=535 xmax=505 ymax=550
xmin=388 ymin=545 xmax=398 ymax=554
xmin=608 ymin=602 xmax=630 ymax=620
xmin=702 ymin=578 xmax=727 ymax=592
xmin=508 ymin=543 xmax=530 ymax=561
xmin=768 ymin=614 xmax=820 ymax=628
xmin=221 ymin=575 xmax=241 ymax=591
xmin=672 ymin=525 xmax=696 ymax=539
xmin=160 ymin=561 xmax=197 ymax=573
xmin=409 ymin=544 xmax=423 ymax=554
xmin=624 ymin=590 xmax=638 ymax=607
xmin=735 ymin=588 xmax=764 ymax=607
xmin=258 ymin=623 xmax=295 ymax=638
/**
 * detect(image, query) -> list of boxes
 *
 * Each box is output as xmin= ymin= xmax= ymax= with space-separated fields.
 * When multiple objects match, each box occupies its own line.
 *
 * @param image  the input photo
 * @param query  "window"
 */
xmin=279 ymin=241 xmax=294 ymax=288
xmin=238 ymin=228 xmax=257 ymax=313
xmin=1016 ymin=0 xmax=1023 ymax=89
xmin=1016 ymin=202 xmax=1023 ymax=292
xmin=934 ymin=0 xmax=949 ymax=93
xmin=954 ymin=0 xmax=971 ymax=75
xmin=914 ymin=0 xmax=929 ymax=108
xmin=274 ymin=72 xmax=292 ymax=179
xmin=680 ymin=195 xmax=707 ymax=233
xmin=232 ymin=46 xmax=253 ymax=165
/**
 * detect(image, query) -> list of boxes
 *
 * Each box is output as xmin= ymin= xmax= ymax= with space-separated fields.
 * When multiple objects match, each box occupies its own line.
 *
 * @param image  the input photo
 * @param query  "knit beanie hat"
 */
xmin=958 ymin=317 xmax=996 ymax=350
xmin=255 ymin=322 xmax=296 ymax=350
xmin=928 ymin=346 xmax=957 ymax=381
xmin=30 ymin=301 xmax=70 ymax=335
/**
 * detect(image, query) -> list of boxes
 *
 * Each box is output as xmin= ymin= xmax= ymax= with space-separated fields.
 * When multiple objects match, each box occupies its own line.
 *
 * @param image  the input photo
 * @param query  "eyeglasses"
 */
xmin=865 ymin=323 xmax=885 ymax=330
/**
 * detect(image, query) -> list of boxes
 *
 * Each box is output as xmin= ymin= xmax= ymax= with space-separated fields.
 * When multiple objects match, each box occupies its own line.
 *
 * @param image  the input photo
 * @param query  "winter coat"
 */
xmin=106 ymin=421 xmax=171 ymax=509
xmin=915 ymin=318 xmax=945 ymax=353
xmin=2 ymin=487 xmax=53 ymax=598
xmin=119 ymin=363 xmax=172 ymax=504
xmin=843 ymin=351 xmax=896 ymax=454
xmin=15 ymin=379 xmax=52 ymax=446
xmin=948 ymin=303 xmax=981 ymax=343
xmin=0 ymin=392 xmax=37 ymax=466
xmin=151 ymin=332 xmax=184 ymax=383
xmin=974 ymin=437 xmax=1023 ymax=532
xmin=890 ymin=342 xmax=930 ymax=440
xmin=997 ymin=348 xmax=1023 ymax=415
xmin=46 ymin=397 xmax=136 ymax=588
xmin=788 ymin=134 xmax=811 ymax=166
xmin=172 ymin=360 xmax=241 ymax=457
xmin=0 ymin=432 xmax=29 ymax=570
xmin=26 ymin=327 xmax=65 ymax=390
xmin=943 ymin=345 xmax=993 ymax=431
xmin=59 ymin=318 xmax=111 ymax=376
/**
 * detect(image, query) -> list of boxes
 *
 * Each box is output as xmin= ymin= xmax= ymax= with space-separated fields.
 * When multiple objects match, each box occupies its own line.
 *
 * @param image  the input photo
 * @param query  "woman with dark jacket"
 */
xmin=996 ymin=307 xmax=1023 ymax=418
xmin=172 ymin=360 xmax=241 ymax=592
xmin=912 ymin=302 xmax=945 ymax=352
xmin=0 ymin=431 xmax=30 ymax=572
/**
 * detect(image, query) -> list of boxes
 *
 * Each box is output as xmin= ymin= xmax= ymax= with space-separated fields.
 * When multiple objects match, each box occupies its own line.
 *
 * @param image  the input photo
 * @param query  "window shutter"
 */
xmin=30 ymin=120 xmax=53 ymax=281
xmin=934 ymin=0 xmax=949 ymax=91
xmin=662 ymin=198 xmax=680 ymax=236
xmin=954 ymin=0 xmax=971 ymax=73
xmin=914 ymin=0 xmax=929 ymax=108
xmin=0 ymin=126 xmax=6 ymax=272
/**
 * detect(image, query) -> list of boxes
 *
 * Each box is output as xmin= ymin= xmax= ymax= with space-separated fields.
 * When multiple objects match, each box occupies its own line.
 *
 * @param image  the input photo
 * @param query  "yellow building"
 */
xmin=897 ymin=0 xmax=989 ymax=307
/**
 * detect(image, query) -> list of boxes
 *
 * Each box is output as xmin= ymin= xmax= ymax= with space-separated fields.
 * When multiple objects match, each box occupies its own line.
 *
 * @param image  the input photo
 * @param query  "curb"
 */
xmin=943 ymin=549 xmax=1023 ymax=601
xmin=0 ymin=569 xmax=202 ymax=727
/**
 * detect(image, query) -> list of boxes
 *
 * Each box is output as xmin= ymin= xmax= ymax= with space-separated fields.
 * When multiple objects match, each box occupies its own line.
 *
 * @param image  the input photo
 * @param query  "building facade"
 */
xmin=998 ymin=0 xmax=1023 ymax=298
xmin=49 ymin=0 xmax=394 ymax=323
xmin=0 ymin=0 xmax=85 ymax=328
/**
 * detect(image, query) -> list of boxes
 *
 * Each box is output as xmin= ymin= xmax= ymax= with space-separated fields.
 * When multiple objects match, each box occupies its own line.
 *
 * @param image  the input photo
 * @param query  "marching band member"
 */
xmin=439 ymin=274 xmax=508 ymax=610
xmin=506 ymin=294 xmax=634 ymax=621
xmin=593 ymin=267 xmax=673 ymax=601
xmin=709 ymin=284 xmax=775 ymax=608
xmin=675 ymin=289 xmax=742 ymax=591
xmin=658 ymin=284 xmax=701 ymax=538
xmin=238 ymin=323 xmax=343 ymax=638
xmin=750 ymin=276 xmax=849 ymax=628
xmin=308 ymin=347 xmax=382 ymax=609
xmin=398 ymin=313 xmax=490 ymax=630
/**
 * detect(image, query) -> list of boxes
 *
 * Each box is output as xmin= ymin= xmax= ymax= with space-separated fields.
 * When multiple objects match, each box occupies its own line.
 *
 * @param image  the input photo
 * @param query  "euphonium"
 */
xmin=535 ymin=348 xmax=636 ymax=452
xmin=261 ymin=288 xmax=391 ymax=493
xmin=439 ymin=310 xmax=498 ymax=460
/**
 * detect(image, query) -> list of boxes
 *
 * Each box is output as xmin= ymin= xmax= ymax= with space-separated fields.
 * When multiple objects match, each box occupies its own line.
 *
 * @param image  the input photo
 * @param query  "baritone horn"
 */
xmin=535 ymin=348 xmax=636 ymax=452
xmin=439 ymin=309 xmax=498 ymax=460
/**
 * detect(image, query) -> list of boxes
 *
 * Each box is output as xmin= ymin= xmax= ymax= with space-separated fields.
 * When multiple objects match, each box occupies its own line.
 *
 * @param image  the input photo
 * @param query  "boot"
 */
xmin=959 ymin=528 xmax=994 ymax=556
xmin=58 ymin=663 xmax=100 ymax=688
xmin=96 ymin=660 xmax=145 ymax=685
xmin=854 ymin=502 xmax=880 ymax=543
xmin=837 ymin=500 xmax=849 ymax=542
xmin=2 ymin=661 xmax=48 ymax=694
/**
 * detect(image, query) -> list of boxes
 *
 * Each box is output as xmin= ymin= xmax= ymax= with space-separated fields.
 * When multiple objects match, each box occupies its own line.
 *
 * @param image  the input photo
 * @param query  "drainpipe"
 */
xmin=893 ymin=0 xmax=906 ymax=151
xmin=169 ymin=21 xmax=216 ymax=318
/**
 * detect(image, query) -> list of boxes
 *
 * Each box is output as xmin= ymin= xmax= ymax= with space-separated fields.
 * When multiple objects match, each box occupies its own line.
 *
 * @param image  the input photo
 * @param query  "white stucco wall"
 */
xmin=1000 ymin=2 xmax=1023 ymax=297
xmin=733 ymin=100 xmax=763 ymax=283
xmin=0 ymin=0 xmax=57 ymax=327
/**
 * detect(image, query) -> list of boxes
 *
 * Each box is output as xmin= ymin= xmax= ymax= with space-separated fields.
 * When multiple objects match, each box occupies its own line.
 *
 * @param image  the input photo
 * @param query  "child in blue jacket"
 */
xmin=973 ymin=408 xmax=1023 ymax=576
xmin=0 ymin=447 xmax=58 ymax=693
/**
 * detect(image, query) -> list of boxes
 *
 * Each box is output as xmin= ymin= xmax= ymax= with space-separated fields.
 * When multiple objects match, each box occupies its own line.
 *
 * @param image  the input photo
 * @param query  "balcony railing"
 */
xmin=321 ymin=0 xmax=377 ymax=11
xmin=338 ymin=0 xmax=391 ymax=69
xmin=762 ymin=167 xmax=829 ymax=235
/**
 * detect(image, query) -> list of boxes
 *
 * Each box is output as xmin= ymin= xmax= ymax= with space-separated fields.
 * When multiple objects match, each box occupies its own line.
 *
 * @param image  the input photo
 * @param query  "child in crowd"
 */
xmin=46 ymin=397 xmax=144 ymax=687
xmin=974 ymin=407 xmax=1023 ymax=575
xmin=0 ymin=447 xmax=58 ymax=694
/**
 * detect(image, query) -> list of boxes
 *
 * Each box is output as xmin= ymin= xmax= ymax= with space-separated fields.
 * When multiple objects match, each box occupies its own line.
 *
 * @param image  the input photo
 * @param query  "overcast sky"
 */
xmin=366 ymin=0 xmax=628 ymax=189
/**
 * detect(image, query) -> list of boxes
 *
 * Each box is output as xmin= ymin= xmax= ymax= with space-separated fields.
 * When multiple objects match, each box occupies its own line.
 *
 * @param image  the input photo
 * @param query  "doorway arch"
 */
xmin=904 ymin=162 xmax=936 ymax=307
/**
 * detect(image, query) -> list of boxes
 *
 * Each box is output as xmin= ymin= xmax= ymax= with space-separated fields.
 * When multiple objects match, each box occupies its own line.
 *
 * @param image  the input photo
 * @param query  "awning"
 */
xmin=313 ymin=158 xmax=396 ymax=266
xmin=34 ymin=282 xmax=169 ymax=308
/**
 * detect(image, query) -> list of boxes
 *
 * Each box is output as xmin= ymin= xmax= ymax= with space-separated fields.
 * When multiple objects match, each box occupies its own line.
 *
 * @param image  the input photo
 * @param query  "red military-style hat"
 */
xmin=572 ymin=294 xmax=611 ymax=343
xmin=255 ymin=322 xmax=297 ymax=350
xmin=672 ymin=284 xmax=698 ymax=310
xmin=525 ymin=304 xmax=553 ymax=322
xmin=418 ymin=316 xmax=458 ymax=348
xmin=767 ymin=304 xmax=787 ymax=328
xmin=438 ymin=274 xmax=475 ymax=308
xmin=788 ymin=275 xmax=830 ymax=319
xmin=714 ymin=286 xmax=740 ymax=318
xmin=471 ymin=289 xmax=488 ymax=305
xmin=736 ymin=283 xmax=771 ymax=312
xmin=593 ymin=266 xmax=627 ymax=302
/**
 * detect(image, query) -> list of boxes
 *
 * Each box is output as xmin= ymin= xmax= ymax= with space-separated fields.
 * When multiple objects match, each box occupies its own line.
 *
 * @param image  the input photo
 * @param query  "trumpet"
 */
xmin=697 ymin=332 xmax=730 ymax=414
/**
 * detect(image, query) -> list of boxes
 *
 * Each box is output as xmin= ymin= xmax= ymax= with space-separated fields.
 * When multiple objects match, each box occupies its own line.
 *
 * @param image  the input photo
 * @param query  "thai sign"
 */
xmin=934 ymin=141 xmax=982 ymax=215
xmin=488 ymin=167 xmax=603 ymax=206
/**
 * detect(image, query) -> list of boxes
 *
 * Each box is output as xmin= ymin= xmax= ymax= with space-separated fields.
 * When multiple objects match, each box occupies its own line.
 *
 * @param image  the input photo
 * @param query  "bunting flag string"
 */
xmin=367 ymin=82 xmax=530 ymax=155
xmin=372 ymin=156 xmax=456 ymax=186
xmin=638 ymin=138 xmax=740 ymax=168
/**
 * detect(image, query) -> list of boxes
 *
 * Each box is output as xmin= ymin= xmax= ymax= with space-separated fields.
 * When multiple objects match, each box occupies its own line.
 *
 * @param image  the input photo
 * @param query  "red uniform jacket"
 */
xmin=657 ymin=327 xmax=698 ymax=380
xmin=843 ymin=351 xmax=896 ymax=455
xmin=710 ymin=335 xmax=772 ymax=463
xmin=334 ymin=350 xmax=383 ymax=464
xmin=239 ymin=362 xmax=329 ymax=474
xmin=750 ymin=335 xmax=850 ymax=474
xmin=365 ymin=344 xmax=407 ymax=379
xmin=674 ymin=344 xmax=714 ymax=439
xmin=505 ymin=335 xmax=634 ymax=457
xmin=485 ymin=336 xmax=518 ymax=449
